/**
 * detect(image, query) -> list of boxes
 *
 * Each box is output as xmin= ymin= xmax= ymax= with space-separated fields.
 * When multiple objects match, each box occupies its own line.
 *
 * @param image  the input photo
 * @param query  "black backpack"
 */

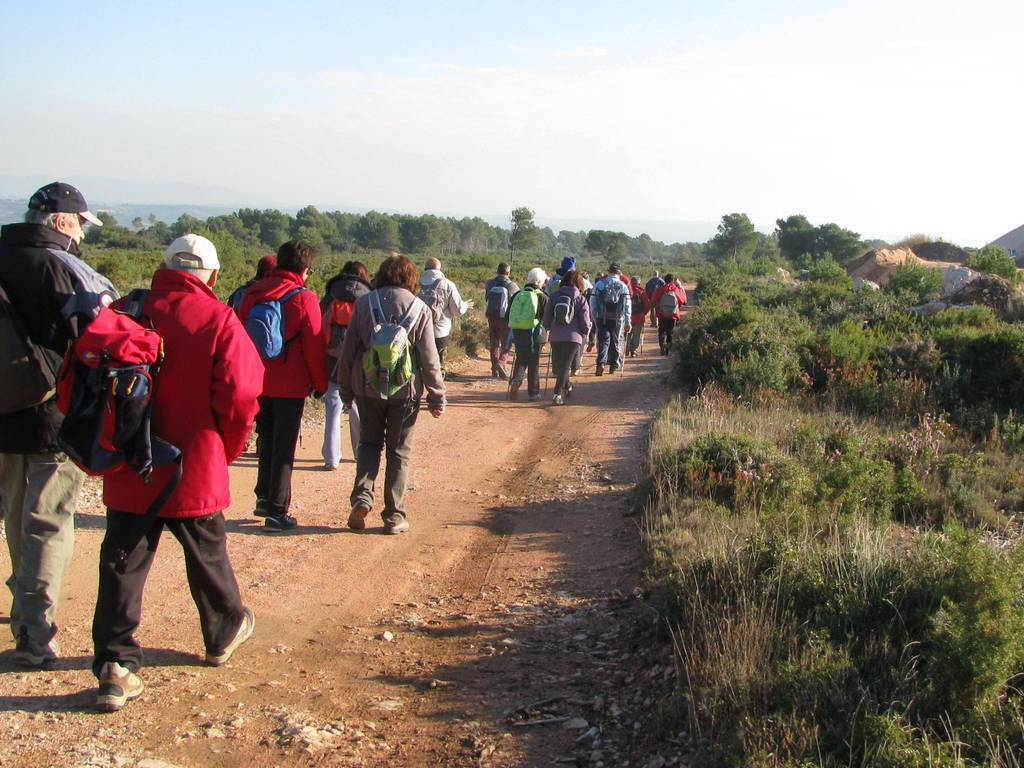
xmin=0 ymin=278 xmax=61 ymax=415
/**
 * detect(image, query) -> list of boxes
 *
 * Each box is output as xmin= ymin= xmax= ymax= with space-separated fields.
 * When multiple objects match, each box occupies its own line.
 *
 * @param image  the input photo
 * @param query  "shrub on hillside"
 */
xmin=885 ymin=261 xmax=943 ymax=304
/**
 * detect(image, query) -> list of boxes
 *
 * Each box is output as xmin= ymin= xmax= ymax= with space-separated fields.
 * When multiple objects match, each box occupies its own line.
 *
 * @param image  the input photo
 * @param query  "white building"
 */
xmin=990 ymin=224 xmax=1024 ymax=261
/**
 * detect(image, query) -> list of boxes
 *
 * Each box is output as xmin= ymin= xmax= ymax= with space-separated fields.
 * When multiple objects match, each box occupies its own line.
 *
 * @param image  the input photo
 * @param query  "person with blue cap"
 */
xmin=545 ymin=256 xmax=577 ymax=296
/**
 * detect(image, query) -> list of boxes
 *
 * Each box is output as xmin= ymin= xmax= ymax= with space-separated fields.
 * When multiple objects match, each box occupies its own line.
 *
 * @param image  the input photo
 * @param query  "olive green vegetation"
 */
xmin=644 ymin=258 xmax=1024 ymax=766
xmin=77 ymin=207 xmax=705 ymax=360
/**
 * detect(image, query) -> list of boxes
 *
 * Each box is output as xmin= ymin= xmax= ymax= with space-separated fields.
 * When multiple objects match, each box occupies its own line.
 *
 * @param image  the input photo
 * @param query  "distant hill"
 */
xmin=0 ymin=199 xmax=243 ymax=228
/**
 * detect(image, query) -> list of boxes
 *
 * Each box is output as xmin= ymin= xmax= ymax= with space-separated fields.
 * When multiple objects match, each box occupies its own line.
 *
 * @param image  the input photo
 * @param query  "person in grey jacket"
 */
xmin=336 ymin=254 xmax=446 ymax=534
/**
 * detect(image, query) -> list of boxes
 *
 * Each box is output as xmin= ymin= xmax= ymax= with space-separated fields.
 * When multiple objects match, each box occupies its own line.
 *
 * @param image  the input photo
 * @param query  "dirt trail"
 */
xmin=0 ymin=323 xmax=675 ymax=768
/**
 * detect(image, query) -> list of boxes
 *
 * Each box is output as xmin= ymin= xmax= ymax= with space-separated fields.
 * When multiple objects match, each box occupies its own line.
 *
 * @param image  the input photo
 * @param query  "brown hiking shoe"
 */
xmin=348 ymin=505 xmax=370 ymax=530
xmin=96 ymin=662 xmax=144 ymax=712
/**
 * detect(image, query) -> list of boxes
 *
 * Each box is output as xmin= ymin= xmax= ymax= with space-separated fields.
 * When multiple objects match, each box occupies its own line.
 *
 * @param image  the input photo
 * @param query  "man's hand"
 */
xmin=463 ymin=299 xmax=475 ymax=312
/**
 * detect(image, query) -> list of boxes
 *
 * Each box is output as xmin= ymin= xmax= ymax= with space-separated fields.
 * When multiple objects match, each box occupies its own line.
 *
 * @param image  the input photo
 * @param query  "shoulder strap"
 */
xmin=398 ymin=298 xmax=424 ymax=331
xmin=370 ymin=291 xmax=386 ymax=326
xmin=122 ymin=288 xmax=150 ymax=320
xmin=280 ymin=287 xmax=304 ymax=303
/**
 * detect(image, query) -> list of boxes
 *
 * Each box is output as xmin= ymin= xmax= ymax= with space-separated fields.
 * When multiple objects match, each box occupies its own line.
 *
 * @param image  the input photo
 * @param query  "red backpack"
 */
xmin=56 ymin=289 xmax=182 ymax=571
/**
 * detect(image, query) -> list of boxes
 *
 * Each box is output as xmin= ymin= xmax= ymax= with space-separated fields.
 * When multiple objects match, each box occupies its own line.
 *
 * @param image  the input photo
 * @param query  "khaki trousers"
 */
xmin=0 ymin=452 xmax=83 ymax=644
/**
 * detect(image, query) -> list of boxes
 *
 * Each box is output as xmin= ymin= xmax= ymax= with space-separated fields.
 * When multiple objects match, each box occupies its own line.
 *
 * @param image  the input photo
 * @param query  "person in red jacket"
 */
xmin=238 ymin=240 xmax=328 ymax=531
xmin=651 ymin=274 xmax=688 ymax=355
xmin=92 ymin=234 xmax=262 ymax=711
xmin=626 ymin=275 xmax=651 ymax=357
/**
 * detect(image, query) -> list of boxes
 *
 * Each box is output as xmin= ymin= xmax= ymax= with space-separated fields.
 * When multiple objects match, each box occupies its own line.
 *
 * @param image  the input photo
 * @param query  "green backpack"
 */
xmin=362 ymin=291 xmax=424 ymax=399
xmin=508 ymin=288 xmax=540 ymax=330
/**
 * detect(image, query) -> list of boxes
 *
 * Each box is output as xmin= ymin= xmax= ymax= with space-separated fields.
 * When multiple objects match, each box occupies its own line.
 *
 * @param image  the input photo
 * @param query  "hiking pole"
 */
xmin=544 ymin=346 xmax=552 ymax=397
xmin=507 ymin=348 xmax=518 ymax=399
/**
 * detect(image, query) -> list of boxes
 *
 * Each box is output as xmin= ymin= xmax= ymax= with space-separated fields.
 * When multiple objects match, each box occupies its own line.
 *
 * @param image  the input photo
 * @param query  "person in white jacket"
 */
xmin=419 ymin=258 xmax=473 ymax=378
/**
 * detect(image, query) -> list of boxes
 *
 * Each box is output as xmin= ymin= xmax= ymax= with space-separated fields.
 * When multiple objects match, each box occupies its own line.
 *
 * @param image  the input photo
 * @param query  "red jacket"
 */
xmin=630 ymin=285 xmax=651 ymax=324
xmin=238 ymin=269 xmax=328 ymax=398
xmin=103 ymin=269 xmax=263 ymax=518
xmin=652 ymin=282 xmax=688 ymax=320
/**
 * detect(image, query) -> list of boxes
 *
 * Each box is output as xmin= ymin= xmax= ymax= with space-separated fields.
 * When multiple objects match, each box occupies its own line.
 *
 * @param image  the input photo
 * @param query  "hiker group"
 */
xmin=0 ymin=181 xmax=686 ymax=713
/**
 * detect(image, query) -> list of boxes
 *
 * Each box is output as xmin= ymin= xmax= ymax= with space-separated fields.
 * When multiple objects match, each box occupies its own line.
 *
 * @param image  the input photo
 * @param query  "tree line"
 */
xmin=85 ymin=205 xmax=704 ymax=264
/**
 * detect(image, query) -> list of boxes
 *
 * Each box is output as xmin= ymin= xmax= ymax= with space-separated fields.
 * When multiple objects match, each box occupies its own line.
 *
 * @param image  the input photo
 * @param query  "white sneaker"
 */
xmin=552 ymin=394 xmax=564 ymax=406
xmin=205 ymin=607 xmax=255 ymax=666
xmin=97 ymin=661 xmax=144 ymax=712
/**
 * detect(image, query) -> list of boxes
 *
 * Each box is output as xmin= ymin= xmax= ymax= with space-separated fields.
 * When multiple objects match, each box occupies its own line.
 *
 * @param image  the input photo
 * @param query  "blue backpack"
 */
xmin=244 ymin=287 xmax=305 ymax=360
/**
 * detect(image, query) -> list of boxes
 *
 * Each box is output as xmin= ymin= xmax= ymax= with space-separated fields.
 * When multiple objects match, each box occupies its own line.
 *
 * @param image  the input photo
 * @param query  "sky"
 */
xmin=1 ymin=0 xmax=1021 ymax=245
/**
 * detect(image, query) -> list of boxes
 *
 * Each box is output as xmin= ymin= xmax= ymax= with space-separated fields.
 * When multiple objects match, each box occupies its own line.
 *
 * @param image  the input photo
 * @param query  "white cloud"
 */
xmin=553 ymin=45 xmax=609 ymax=60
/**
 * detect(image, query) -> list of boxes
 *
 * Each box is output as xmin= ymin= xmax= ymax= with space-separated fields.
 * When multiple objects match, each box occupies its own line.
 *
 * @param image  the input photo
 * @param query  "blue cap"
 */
xmin=560 ymin=256 xmax=576 ymax=272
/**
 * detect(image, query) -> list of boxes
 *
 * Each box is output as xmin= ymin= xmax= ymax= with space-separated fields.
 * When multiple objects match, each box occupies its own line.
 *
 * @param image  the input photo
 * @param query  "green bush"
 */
xmin=666 ymin=432 xmax=810 ymax=515
xmin=677 ymin=298 xmax=812 ymax=395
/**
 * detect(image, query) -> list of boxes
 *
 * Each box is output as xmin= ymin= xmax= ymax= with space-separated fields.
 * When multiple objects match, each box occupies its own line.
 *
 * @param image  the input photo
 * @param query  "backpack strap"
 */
xmin=110 ymin=448 xmax=183 ymax=574
xmin=370 ymin=291 xmax=387 ymax=326
xmin=398 ymin=298 xmax=425 ymax=331
xmin=121 ymin=288 xmax=150 ymax=320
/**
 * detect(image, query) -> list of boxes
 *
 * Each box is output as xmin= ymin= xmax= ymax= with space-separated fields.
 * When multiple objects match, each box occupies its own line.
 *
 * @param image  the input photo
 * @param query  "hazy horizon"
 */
xmin=2 ymin=1 xmax=1021 ymax=248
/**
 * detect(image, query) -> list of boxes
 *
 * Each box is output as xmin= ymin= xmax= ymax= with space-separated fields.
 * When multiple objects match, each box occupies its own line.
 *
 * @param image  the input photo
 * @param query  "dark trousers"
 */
xmin=255 ymin=396 xmax=305 ymax=516
xmin=435 ymin=335 xmax=450 ymax=375
xmin=551 ymin=341 xmax=581 ymax=396
xmin=511 ymin=330 xmax=542 ymax=397
xmin=486 ymin=317 xmax=510 ymax=375
xmin=658 ymin=317 xmax=677 ymax=354
xmin=596 ymin=319 xmax=623 ymax=368
xmin=351 ymin=397 xmax=420 ymax=524
xmin=92 ymin=510 xmax=244 ymax=676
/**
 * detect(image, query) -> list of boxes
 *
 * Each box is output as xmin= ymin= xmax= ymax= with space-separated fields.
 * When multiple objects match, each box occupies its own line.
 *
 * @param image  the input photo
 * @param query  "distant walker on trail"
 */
xmin=541 ymin=269 xmax=592 ymax=406
xmin=484 ymin=263 xmax=519 ymax=380
xmin=645 ymin=270 xmax=664 ymax=328
xmin=419 ymin=257 xmax=473 ymax=380
xmin=589 ymin=264 xmax=632 ymax=376
xmin=627 ymin=275 xmax=651 ymax=357
xmin=652 ymin=273 xmax=687 ymax=355
xmin=507 ymin=268 xmax=549 ymax=402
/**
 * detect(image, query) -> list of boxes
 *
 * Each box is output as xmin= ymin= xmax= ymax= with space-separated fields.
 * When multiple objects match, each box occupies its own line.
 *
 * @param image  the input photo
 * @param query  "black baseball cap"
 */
xmin=28 ymin=182 xmax=103 ymax=226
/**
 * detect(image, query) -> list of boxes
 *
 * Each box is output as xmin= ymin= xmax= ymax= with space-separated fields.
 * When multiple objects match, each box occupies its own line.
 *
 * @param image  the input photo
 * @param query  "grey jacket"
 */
xmin=335 ymin=286 xmax=446 ymax=409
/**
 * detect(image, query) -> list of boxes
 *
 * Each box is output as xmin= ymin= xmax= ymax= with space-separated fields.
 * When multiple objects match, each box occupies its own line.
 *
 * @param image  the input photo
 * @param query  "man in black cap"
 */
xmin=0 ymin=182 xmax=116 ymax=669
